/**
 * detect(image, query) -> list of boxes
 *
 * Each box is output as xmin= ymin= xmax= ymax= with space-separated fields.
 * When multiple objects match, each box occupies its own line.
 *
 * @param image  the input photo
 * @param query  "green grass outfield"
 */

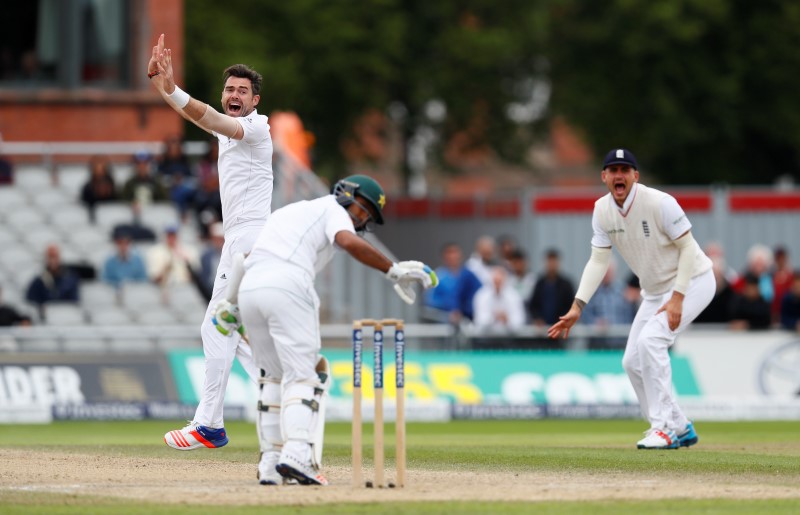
xmin=2 ymin=419 xmax=800 ymax=514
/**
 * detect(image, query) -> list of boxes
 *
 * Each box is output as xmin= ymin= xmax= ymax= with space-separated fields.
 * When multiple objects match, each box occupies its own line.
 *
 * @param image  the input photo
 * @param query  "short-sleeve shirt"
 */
xmin=246 ymin=195 xmax=355 ymax=278
xmin=214 ymin=109 xmax=273 ymax=233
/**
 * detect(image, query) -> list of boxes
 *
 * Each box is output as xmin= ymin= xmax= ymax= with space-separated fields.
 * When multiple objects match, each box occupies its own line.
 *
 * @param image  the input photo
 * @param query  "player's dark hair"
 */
xmin=222 ymin=64 xmax=262 ymax=96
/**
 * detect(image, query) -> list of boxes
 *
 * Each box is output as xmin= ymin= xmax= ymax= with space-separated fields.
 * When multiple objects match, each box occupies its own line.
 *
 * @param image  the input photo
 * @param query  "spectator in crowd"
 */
xmin=580 ymin=258 xmax=636 ymax=349
xmin=199 ymin=222 xmax=225 ymax=300
xmin=25 ymin=244 xmax=80 ymax=321
xmin=101 ymin=232 xmax=148 ymax=289
xmin=624 ymin=273 xmax=642 ymax=310
xmin=506 ymin=247 xmax=535 ymax=316
xmin=472 ymin=266 xmax=526 ymax=335
xmin=528 ymin=248 xmax=575 ymax=327
xmin=80 ymin=154 xmax=118 ymax=222
xmin=121 ymin=151 xmax=168 ymax=206
xmin=158 ymin=136 xmax=196 ymax=220
xmin=425 ymin=242 xmax=483 ymax=324
xmin=466 ymin=235 xmax=497 ymax=286
xmin=704 ymin=241 xmax=739 ymax=285
xmin=497 ymin=234 xmax=519 ymax=269
xmin=147 ymin=225 xmax=200 ymax=287
xmin=193 ymin=139 xmax=222 ymax=237
xmin=771 ymin=246 xmax=794 ymax=322
xmin=0 ymin=151 xmax=13 ymax=185
xmin=0 ymin=286 xmax=31 ymax=326
xmin=733 ymin=244 xmax=774 ymax=304
xmin=694 ymin=255 xmax=736 ymax=324
xmin=729 ymin=272 xmax=772 ymax=330
xmin=780 ymin=272 xmax=800 ymax=332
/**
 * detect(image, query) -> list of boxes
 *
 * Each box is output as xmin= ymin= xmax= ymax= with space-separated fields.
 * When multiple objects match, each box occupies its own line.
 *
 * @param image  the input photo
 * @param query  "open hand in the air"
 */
xmin=546 ymin=305 xmax=582 ymax=339
xmin=148 ymin=34 xmax=176 ymax=93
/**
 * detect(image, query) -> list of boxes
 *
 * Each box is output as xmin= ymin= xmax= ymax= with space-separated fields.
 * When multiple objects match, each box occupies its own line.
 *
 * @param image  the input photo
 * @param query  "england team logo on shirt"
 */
xmin=642 ymin=221 xmax=650 ymax=237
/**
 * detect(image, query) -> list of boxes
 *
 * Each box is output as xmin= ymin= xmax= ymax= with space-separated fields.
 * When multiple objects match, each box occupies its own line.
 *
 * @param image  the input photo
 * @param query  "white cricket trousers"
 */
xmin=621 ymin=269 xmax=715 ymax=432
xmin=193 ymin=224 xmax=261 ymax=428
xmin=237 ymin=261 xmax=321 ymax=385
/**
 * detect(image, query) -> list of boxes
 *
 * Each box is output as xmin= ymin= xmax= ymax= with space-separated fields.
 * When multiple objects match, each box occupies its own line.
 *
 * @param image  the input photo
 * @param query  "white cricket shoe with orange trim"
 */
xmin=164 ymin=421 xmax=229 ymax=450
xmin=637 ymin=428 xmax=679 ymax=449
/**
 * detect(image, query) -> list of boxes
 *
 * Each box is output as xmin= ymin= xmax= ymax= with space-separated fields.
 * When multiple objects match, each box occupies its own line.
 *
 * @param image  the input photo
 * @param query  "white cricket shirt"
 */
xmin=246 ymin=195 xmax=355 ymax=278
xmin=214 ymin=109 xmax=273 ymax=233
xmin=590 ymin=183 xmax=712 ymax=296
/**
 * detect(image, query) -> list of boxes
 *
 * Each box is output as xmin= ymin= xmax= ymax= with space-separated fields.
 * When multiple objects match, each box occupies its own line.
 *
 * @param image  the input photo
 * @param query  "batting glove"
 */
xmin=211 ymin=299 xmax=245 ymax=337
xmin=386 ymin=261 xmax=439 ymax=289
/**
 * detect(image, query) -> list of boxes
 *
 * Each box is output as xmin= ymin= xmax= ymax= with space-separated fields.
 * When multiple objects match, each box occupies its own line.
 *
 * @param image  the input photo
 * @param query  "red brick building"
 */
xmin=0 ymin=0 xmax=184 ymax=144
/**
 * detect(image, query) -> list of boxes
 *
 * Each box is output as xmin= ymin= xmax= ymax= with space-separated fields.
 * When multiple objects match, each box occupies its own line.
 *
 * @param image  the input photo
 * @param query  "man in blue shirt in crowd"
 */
xmin=425 ymin=242 xmax=482 ymax=324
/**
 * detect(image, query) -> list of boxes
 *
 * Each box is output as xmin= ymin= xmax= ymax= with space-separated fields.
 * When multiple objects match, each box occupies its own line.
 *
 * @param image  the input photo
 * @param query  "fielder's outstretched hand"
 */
xmin=547 ymin=305 xmax=582 ymax=339
xmin=211 ymin=299 xmax=245 ymax=337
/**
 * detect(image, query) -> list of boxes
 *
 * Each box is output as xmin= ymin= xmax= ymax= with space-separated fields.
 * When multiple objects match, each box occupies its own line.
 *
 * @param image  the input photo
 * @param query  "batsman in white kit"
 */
xmin=211 ymin=175 xmax=438 ymax=485
xmin=548 ymin=149 xmax=714 ymax=449
xmin=148 ymin=35 xmax=270 ymax=450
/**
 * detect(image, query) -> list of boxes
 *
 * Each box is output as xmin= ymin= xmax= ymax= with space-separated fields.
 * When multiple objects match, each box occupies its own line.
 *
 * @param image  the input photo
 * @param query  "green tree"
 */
xmin=546 ymin=0 xmax=800 ymax=184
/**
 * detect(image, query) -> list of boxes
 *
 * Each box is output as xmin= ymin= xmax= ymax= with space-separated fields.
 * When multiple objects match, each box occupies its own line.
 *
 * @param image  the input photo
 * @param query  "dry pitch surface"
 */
xmin=2 ymin=448 xmax=800 ymax=506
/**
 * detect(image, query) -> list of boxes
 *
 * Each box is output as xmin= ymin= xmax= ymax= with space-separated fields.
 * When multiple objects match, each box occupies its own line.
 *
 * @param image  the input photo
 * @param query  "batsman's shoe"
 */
xmin=276 ymin=444 xmax=329 ymax=486
xmin=164 ymin=422 xmax=229 ymax=450
xmin=677 ymin=421 xmax=699 ymax=448
xmin=637 ymin=428 xmax=679 ymax=449
xmin=258 ymin=451 xmax=287 ymax=486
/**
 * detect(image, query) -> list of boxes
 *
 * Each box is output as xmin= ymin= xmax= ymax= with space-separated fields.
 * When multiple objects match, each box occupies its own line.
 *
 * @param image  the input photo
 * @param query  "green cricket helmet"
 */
xmin=332 ymin=174 xmax=386 ymax=225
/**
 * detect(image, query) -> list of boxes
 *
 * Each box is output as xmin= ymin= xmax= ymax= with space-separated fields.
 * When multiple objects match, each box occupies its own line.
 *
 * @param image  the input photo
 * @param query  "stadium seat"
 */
xmin=43 ymin=304 xmax=86 ymax=326
xmin=49 ymin=204 xmax=90 ymax=232
xmin=62 ymin=337 xmax=107 ymax=352
xmin=20 ymin=227 xmax=66 ymax=251
xmin=81 ymin=282 xmax=122 ymax=308
xmin=5 ymin=206 xmax=47 ymax=230
xmin=0 ymin=187 xmax=28 ymax=214
xmin=67 ymin=227 xmax=111 ymax=252
xmin=121 ymin=282 xmax=164 ymax=309
xmin=30 ymin=188 xmax=71 ymax=210
xmin=95 ymin=202 xmax=136 ymax=230
xmin=138 ymin=203 xmax=180 ymax=231
xmin=19 ymin=339 xmax=61 ymax=352
xmin=14 ymin=166 xmax=53 ymax=192
xmin=87 ymin=305 xmax=136 ymax=325
xmin=56 ymin=165 xmax=89 ymax=197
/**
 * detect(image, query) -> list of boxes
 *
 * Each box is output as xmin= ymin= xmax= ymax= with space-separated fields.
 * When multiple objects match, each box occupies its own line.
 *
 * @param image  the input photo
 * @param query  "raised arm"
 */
xmin=147 ymin=34 xmax=242 ymax=139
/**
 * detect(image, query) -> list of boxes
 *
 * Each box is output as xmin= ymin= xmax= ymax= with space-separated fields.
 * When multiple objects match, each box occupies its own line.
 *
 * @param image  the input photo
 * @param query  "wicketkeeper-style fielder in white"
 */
xmin=548 ymin=149 xmax=714 ymax=450
xmin=212 ymin=175 xmax=438 ymax=485
xmin=148 ymin=34 xmax=270 ymax=450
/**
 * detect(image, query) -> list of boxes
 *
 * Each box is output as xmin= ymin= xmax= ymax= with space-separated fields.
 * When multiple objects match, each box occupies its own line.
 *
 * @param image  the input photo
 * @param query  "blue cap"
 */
xmin=602 ymin=148 xmax=638 ymax=170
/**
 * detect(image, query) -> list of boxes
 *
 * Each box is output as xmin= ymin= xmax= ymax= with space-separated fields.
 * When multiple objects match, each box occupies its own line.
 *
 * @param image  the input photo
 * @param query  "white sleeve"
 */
xmin=660 ymin=195 xmax=692 ymax=240
xmin=590 ymin=210 xmax=612 ymax=248
xmin=325 ymin=202 xmax=356 ymax=243
xmin=506 ymin=289 xmax=526 ymax=329
xmin=472 ymin=289 xmax=492 ymax=329
xmin=239 ymin=114 xmax=270 ymax=145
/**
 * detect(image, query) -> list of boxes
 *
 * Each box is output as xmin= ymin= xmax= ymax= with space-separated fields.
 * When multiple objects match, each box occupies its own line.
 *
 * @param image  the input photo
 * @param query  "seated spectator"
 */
xmin=198 ymin=222 xmax=224 ymax=301
xmin=733 ymin=244 xmax=774 ymax=303
xmin=425 ymin=242 xmax=483 ymax=324
xmin=780 ymin=272 xmax=800 ymax=332
xmin=0 ymin=286 xmax=32 ymax=326
xmin=121 ymin=151 xmax=168 ymax=206
xmin=147 ymin=225 xmax=200 ymax=287
xmin=80 ymin=154 xmax=118 ymax=222
xmin=771 ymin=246 xmax=794 ymax=323
xmin=193 ymin=139 xmax=222 ymax=237
xmin=25 ymin=244 xmax=80 ymax=321
xmin=729 ymin=272 xmax=772 ymax=330
xmin=157 ymin=136 xmax=196 ymax=220
xmin=0 ymin=152 xmax=13 ymax=185
xmin=466 ymin=235 xmax=497 ymax=287
xmin=695 ymin=256 xmax=736 ymax=324
xmin=528 ymin=248 xmax=575 ymax=327
xmin=580 ymin=259 xmax=636 ymax=349
xmin=506 ymin=247 xmax=535 ymax=316
xmin=472 ymin=266 xmax=526 ymax=335
xmin=102 ymin=232 xmax=148 ymax=289
xmin=624 ymin=273 xmax=642 ymax=310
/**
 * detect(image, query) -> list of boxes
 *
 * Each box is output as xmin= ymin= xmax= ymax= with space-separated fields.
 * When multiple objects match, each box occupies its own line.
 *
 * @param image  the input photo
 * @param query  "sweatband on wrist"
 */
xmin=673 ymin=232 xmax=697 ymax=294
xmin=168 ymin=86 xmax=190 ymax=109
xmin=575 ymin=246 xmax=612 ymax=304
